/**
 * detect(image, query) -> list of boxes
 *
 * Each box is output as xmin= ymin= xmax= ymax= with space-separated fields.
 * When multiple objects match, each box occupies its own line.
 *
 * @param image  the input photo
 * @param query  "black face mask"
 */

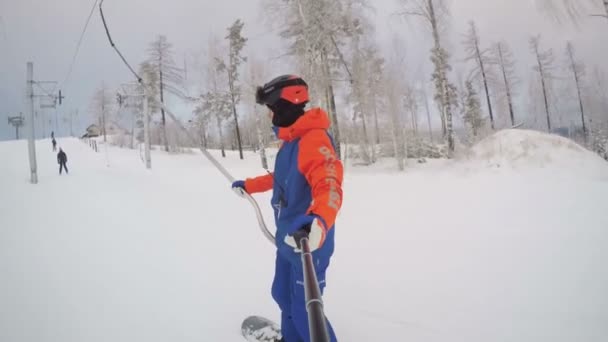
xmin=269 ymin=99 xmax=306 ymax=128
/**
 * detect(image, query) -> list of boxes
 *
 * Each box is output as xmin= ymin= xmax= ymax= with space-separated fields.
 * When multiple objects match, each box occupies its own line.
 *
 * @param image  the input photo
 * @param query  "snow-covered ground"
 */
xmin=1 ymin=131 xmax=608 ymax=342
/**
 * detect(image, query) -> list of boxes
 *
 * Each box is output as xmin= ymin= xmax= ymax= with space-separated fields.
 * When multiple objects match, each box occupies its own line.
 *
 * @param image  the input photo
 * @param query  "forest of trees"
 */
xmin=93 ymin=0 xmax=608 ymax=167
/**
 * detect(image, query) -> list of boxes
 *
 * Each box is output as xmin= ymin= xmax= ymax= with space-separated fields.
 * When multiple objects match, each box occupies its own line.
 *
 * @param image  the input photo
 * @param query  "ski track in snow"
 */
xmin=1 ymin=135 xmax=608 ymax=342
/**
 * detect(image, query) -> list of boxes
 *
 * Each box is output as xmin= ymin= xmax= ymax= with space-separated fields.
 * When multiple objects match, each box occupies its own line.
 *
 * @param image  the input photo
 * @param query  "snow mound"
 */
xmin=462 ymin=129 xmax=608 ymax=180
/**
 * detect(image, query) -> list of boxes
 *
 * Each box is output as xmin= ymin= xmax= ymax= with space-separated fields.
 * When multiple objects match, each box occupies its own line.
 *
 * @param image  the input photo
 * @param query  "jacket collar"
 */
xmin=276 ymin=108 xmax=330 ymax=142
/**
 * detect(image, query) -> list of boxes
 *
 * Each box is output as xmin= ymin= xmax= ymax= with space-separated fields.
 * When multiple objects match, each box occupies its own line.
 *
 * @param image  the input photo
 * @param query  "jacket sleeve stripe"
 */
xmin=245 ymin=173 xmax=274 ymax=194
xmin=297 ymin=130 xmax=344 ymax=229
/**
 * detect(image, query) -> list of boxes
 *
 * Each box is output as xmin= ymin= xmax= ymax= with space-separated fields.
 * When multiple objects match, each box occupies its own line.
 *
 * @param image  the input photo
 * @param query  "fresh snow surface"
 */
xmin=460 ymin=129 xmax=608 ymax=180
xmin=1 ymin=133 xmax=608 ymax=342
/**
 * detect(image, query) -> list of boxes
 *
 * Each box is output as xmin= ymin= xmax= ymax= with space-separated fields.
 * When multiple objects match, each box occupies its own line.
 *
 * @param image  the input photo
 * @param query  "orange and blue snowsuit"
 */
xmin=244 ymin=108 xmax=343 ymax=342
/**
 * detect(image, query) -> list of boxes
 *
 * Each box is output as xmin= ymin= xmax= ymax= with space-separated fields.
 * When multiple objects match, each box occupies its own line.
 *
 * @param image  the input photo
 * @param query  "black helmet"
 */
xmin=255 ymin=75 xmax=309 ymax=107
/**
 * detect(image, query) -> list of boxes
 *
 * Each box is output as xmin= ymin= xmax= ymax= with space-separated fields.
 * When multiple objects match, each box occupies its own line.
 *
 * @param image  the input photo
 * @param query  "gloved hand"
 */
xmin=231 ymin=180 xmax=247 ymax=197
xmin=284 ymin=214 xmax=327 ymax=253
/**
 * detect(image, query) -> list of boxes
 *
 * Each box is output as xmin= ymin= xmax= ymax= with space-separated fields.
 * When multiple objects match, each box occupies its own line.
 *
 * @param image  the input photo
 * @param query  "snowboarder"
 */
xmin=57 ymin=148 xmax=68 ymax=175
xmin=52 ymin=138 xmax=57 ymax=151
xmin=232 ymin=75 xmax=343 ymax=342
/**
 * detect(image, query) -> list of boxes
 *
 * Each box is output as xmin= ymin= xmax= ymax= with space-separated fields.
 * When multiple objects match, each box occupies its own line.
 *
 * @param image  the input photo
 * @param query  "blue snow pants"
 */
xmin=271 ymin=249 xmax=337 ymax=342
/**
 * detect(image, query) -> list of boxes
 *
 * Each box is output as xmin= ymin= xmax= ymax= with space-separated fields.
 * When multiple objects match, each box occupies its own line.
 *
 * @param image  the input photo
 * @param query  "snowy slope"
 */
xmin=1 ymin=136 xmax=608 ymax=342
xmin=460 ymin=129 xmax=608 ymax=180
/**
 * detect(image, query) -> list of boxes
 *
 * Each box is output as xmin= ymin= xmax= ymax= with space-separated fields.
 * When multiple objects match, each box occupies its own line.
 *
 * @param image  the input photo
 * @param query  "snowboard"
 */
xmin=241 ymin=315 xmax=282 ymax=342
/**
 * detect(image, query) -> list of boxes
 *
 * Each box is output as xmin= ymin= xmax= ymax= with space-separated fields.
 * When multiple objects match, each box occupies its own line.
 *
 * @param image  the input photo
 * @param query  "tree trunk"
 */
xmin=159 ymin=68 xmax=170 ymax=152
xmin=390 ymin=110 xmax=404 ymax=171
xmin=445 ymin=102 xmax=455 ymax=153
xmin=198 ymin=118 xmax=208 ymax=149
xmin=540 ymin=75 xmax=551 ymax=131
xmin=428 ymin=0 xmax=454 ymax=154
xmin=402 ymin=111 xmax=409 ymax=160
xmin=328 ymin=83 xmax=341 ymax=157
xmin=356 ymin=109 xmax=372 ymax=164
xmin=439 ymin=104 xmax=447 ymax=138
xmin=228 ymin=70 xmax=244 ymax=160
xmin=101 ymin=101 xmax=107 ymax=142
xmin=388 ymin=79 xmax=405 ymax=170
xmin=410 ymin=103 xmax=419 ymax=136
xmin=567 ymin=44 xmax=587 ymax=139
xmin=497 ymin=44 xmax=516 ymax=127
xmin=393 ymin=119 xmax=405 ymax=171
xmin=361 ymin=111 xmax=372 ymax=163
xmin=574 ymin=75 xmax=586 ymax=138
xmin=322 ymin=49 xmax=342 ymax=159
xmin=372 ymin=97 xmax=380 ymax=145
xmin=423 ymin=90 xmax=434 ymax=143
xmin=130 ymin=112 xmax=135 ymax=149
xmin=353 ymin=75 xmax=372 ymax=163
xmin=532 ymin=42 xmax=552 ymax=132
xmin=216 ymin=114 xmax=226 ymax=158
xmin=473 ymin=26 xmax=495 ymax=129
xmin=479 ymin=57 xmax=494 ymax=129
xmin=255 ymin=107 xmax=268 ymax=169
xmin=231 ymin=100 xmax=244 ymax=160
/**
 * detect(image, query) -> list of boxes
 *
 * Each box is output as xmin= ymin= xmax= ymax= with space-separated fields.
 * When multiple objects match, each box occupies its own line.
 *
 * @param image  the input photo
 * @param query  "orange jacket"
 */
xmin=244 ymin=108 xmax=343 ymax=231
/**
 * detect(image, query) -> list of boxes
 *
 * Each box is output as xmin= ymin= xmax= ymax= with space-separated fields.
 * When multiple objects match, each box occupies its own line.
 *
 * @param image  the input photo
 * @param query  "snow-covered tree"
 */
xmin=192 ymin=99 xmax=210 ymax=148
xmin=194 ymin=90 xmax=232 ymax=157
xmin=492 ymin=41 xmax=519 ymax=127
xmin=349 ymin=34 xmax=380 ymax=164
xmin=586 ymin=66 xmax=608 ymax=158
xmin=462 ymin=81 xmax=484 ymax=139
xmin=399 ymin=0 xmax=457 ymax=155
xmin=217 ymin=19 xmax=247 ymax=160
xmin=91 ymin=83 xmax=114 ymax=142
xmin=530 ymin=35 xmax=555 ymax=132
xmin=264 ymin=0 xmax=372 ymax=158
xmin=565 ymin=41 xmax=588 ymax=139
xmin=386 ymin=70 xmax=407 ymax=170
xmin=146 ymin=35 xmax=184 ymax=152
xmin=349 ymin=35 xmax=386 ymax=153
xmin=463 ymin=21 xmax=495 ymax=129
xmin=247 ymin=56 xmax=270 ymax=169
xmin=137 ymin=61 xmax=160 ymax=115
xmin=419 ymin=86 xmax=435 ymax=143
xmin=191 ymin=34 xmax=233 ymax=157
xmin=367 ymin=49 xmax=385 ymax=146
xmin=536 ymin=0 xmax=608 ymax=22
xmin=384 ymin=40 xmax=409 ymax=169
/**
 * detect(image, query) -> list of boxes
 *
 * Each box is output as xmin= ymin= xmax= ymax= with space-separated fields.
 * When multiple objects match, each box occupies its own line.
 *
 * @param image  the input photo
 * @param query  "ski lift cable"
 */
xmin=59 ymin=0 xmax=100 ymax=90
xmin=97 ymin=0 xmax=275 ymax=245
xmin=98 ymin=0 xmax=142 ymax=83
xmin=0 ymin=16 xmax=20 ymax=71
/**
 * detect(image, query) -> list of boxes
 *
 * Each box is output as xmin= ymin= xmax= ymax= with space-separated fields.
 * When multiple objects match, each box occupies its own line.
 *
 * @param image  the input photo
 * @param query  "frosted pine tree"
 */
xmin=492 ymin=41 xmax=519 ymax=127
xmin=264 ymin=0 xmax=372 ymax=158
xmin=463 ymin=21 xmax=495 ymax=129
xmin=536 ymin=0 xmax=608 ymax=22
xmin=400 ymin=0 xmax=458 ymax=155
xmin=530 ymin=35 xmax=555 ymax=132
xmin=386 ymin=71 xmax=407 ymax=170
xmin=146 ymin=35 xmax=184 ymax=152
xmin=565 ymin=41 xmax=588 ymax=140
xmin=350 ymin=34 xmax=376 ymax=165
xmin=463 ymin=81 xmax=484 ymax=140
xmin=217 ymin=19 xmax=247 ymax=160
xmin=247 ymin=56 xmax=270 ymax=169
xmin=91 ymin=83 xmax=114 ymax=142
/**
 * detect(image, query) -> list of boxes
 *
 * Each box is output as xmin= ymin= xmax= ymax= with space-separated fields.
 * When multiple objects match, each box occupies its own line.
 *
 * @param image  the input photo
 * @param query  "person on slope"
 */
xmin=57 ymin=147 xmax=68 ymax=175
xmin=232 ymin=75 xmax=343 ymax=342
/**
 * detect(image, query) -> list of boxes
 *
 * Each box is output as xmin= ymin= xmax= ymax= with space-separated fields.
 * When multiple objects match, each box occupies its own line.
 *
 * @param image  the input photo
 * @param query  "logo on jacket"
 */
xmin=318 ymin=146 xmax=340 ymax=210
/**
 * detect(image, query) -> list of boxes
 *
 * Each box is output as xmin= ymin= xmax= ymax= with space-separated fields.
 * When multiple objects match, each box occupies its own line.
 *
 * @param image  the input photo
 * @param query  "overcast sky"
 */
xmin=1 ymin=0 xmax=607 ymax=140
